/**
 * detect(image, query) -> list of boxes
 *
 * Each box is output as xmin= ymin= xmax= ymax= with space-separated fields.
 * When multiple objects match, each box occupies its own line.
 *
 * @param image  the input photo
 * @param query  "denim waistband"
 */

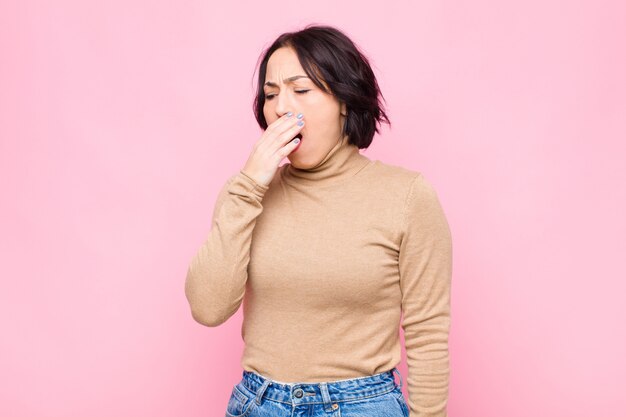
xmin=239 ymin=367 xmax=403 ymax=410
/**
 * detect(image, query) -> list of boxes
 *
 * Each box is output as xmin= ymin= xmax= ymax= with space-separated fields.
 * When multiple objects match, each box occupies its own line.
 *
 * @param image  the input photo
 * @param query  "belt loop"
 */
xmin=392 ymin=368 xmax=403 ymax=390
xmin=319 ymin=382 xmax=334 ymax=412
xmin=254 ymin=376 xmax=272 ymax=406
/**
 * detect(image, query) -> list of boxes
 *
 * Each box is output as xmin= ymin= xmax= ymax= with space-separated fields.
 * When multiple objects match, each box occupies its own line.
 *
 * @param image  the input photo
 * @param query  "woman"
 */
xmin=185 ymin=24 xmax=453 ymax=417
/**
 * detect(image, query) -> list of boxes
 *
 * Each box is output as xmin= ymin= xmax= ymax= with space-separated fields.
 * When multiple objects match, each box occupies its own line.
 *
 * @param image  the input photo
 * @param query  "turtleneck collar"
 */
xmin=281 ymin=134 xmax=373 ymax=188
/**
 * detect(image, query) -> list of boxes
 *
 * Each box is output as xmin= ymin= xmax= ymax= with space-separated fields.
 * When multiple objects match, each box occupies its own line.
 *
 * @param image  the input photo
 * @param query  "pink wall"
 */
xmin=1 ymin=1 xmax=625 ymax=416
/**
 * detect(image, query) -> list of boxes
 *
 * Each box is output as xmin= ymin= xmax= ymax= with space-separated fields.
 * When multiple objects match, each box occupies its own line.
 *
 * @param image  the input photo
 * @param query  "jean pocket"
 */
xmin=225 ymin=384 xmax=257 ymax=417
xmin=393 ymin=389 xmax=410 ymax=417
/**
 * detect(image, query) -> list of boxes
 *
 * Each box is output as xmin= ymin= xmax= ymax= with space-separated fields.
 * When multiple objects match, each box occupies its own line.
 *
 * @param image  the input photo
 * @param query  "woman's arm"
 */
xmin=184 ymin=170 xmax=269 ymax=327
xmin=398 ymin=173 xmax=453 ymax=417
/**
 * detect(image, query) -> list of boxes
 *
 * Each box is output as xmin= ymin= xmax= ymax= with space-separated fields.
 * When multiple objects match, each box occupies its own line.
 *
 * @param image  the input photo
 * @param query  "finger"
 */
xmin=274 ymin=118 xmax=304 ymax=146
xmin=266 ymin=112 xmax=296 ymax=133
xmin=257 ymin=113 xmax=297 ymax=150
xmin=280 ymin=137 xmax=302 ymax=157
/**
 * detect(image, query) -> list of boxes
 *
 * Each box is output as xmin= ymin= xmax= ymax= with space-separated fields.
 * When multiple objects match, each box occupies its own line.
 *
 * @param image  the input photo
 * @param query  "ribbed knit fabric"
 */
xmin=185 ymin=135 xmax=453 ymax=417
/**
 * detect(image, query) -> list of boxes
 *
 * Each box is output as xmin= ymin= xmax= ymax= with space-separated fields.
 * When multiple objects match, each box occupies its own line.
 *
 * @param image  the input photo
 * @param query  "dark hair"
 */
xmin=252 ymin=24 xmax=391 ymax=149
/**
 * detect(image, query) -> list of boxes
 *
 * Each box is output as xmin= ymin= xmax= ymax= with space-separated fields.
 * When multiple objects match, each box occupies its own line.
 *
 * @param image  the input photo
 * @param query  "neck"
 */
xmin=281 ymin=135 xmax=371 ymax=187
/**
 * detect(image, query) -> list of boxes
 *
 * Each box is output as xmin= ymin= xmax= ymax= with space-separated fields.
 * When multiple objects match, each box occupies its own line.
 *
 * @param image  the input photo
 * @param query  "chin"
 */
xmin=287 ymin=156 xmax=305 ymax=168
xmin=288 ymin=153 xmax=316 ymax=169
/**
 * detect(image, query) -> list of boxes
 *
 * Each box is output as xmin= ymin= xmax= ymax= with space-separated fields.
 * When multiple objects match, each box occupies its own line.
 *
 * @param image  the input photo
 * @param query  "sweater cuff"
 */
xmin=233 ymin=170 xmax=270 ymax=199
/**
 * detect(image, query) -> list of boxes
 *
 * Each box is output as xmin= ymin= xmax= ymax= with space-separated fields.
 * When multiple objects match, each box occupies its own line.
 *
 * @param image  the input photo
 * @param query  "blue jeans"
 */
xmin=225 ymin=367 xmax=410 ymax=417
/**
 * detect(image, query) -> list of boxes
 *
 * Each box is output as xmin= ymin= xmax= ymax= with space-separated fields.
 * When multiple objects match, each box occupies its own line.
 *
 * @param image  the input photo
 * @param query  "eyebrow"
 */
xmin=264 ymin=75 xmax=310 ymax=88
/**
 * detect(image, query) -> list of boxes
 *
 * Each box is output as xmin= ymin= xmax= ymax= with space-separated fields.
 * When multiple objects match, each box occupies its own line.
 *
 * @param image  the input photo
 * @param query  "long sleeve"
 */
xmin=398 ymin=174 xmax=453 ymax=417
xmin=184 ymin=170 xmax=269 ymax=327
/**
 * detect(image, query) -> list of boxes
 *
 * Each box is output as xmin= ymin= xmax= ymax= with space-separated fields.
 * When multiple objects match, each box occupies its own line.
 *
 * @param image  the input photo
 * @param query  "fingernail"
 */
xmin=297 ymin=113 xmax=303 ymax=119
xmin=287 ymin=112 xmax=293 ymax=117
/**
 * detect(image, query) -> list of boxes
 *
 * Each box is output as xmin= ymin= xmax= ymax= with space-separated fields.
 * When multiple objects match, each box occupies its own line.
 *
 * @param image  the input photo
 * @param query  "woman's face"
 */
xmin=263 ymin=46 xmax=347 ymax=168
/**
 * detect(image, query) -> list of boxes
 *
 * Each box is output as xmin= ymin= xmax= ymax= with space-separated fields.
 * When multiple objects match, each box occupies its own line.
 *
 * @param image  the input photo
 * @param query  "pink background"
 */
xmin=1 ymin=1 xmax=625 ymax=416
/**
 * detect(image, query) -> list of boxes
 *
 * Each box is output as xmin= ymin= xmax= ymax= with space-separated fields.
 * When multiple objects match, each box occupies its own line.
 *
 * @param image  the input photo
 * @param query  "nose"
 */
xmin=273 ymin=91 xmax=296 ymax=119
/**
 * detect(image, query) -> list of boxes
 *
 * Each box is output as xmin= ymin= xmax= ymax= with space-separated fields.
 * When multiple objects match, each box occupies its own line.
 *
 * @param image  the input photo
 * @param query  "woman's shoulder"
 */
xmin=366 ymin=159 xmax=424 ymax=188
xmin=344 ymin=159 xmax=426 ymax=207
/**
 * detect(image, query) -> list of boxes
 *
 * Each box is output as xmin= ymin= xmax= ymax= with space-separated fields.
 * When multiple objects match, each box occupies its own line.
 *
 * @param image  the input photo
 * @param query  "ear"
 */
xmin=340 ymin=102 xmax=347 ymax=116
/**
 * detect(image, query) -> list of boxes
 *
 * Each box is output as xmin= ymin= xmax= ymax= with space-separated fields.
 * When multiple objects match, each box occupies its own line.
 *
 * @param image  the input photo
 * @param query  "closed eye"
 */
xmin=264 ymin=90 xmax=310 ymax=100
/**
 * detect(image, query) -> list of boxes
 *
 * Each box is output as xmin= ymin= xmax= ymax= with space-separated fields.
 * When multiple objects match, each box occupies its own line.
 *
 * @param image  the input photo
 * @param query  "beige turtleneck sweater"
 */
xmin=185 ymin=136 xmax=453 ymax=417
